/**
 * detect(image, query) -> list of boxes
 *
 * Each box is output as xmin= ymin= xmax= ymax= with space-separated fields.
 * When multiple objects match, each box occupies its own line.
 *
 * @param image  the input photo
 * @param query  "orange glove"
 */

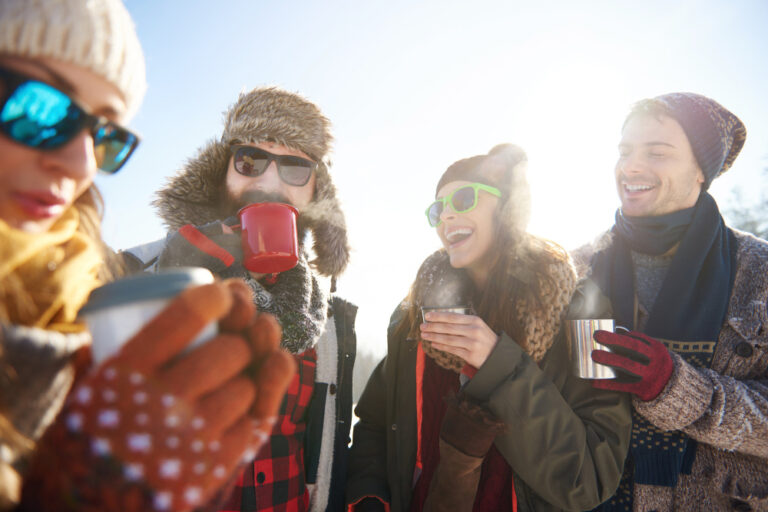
xmin=22 ymin=279 xmax=296 ymax=512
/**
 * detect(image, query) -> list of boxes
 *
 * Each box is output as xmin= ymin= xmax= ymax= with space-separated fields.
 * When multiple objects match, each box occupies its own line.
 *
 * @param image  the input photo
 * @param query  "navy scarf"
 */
xmin=614 ymin=205 xmax=695 ymax=256
xmin=591 ymin=192 xmax=737 ymax=511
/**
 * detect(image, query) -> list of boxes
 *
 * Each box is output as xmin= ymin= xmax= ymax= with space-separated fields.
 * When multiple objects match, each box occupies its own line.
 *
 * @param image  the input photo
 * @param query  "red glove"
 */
xmin=22 ymin=279 xmax=296 ymax=512
xmin=590 ymin=330 xmax=674 ymax=402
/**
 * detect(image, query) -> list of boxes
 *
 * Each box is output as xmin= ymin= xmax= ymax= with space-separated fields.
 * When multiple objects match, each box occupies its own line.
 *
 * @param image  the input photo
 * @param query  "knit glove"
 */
xmin=590 ymin=330 xmax=674 ymax=402
xmin=21 ymin=279 xmax=296 ymax=512
xmin=423 ymin=394 xmax=505 ymax=512
xmin=157 ymin=218 xmax=243 ymax=274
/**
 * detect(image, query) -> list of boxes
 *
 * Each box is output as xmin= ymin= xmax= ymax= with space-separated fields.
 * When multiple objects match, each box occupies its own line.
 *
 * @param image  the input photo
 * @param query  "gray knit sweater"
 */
xmin=573 ymin=229 xmax=768 ymax=511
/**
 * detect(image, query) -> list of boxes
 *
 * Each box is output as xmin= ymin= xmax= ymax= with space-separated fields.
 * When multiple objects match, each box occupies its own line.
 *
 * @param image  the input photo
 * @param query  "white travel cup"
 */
xmin=79 ymin=267 xmax=218 ymax=365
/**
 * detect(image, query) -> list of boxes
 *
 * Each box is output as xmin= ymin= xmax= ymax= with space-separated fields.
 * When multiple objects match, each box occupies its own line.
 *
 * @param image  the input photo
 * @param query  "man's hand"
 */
xmin=590 ymin=330 xmax=674 ymax=402
xmin=23 ymin=279 xmax=295 ymax=512
xmin=157 ymin=218 xmax=243 ymax=273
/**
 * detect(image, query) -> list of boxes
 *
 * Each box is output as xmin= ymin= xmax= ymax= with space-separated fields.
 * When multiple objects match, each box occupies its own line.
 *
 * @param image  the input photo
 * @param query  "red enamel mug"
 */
xmin=236 ymin=202 xmax=299 ymax=274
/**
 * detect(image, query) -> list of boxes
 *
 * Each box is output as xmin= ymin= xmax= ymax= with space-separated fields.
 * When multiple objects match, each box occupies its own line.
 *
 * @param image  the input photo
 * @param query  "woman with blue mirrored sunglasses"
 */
xmin=0 ymin=66 xmax=140 ymax=175
xmin=0 ymin=3 xmax=296 ymax=511
xmin=0 ymin=57 xmax=137 ymax=235
xmin=0 ymin=0 xmax=150 ymax=500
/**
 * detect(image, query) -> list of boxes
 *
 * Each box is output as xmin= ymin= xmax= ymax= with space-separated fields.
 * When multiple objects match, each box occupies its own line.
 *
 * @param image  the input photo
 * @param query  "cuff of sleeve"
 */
xmin=462 ymin=333 xmax=525 ymax=401
xmin=348 ymin=495 xmax=390 ymax=512
xmin=461 ymin=364 xmax=478 ymax=379
xmin=633 ymin=351 xmax=713 ymax=430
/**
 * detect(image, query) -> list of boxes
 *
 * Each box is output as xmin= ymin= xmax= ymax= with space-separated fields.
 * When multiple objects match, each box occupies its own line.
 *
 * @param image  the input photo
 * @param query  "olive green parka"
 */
xmin=347 ymin=254 xmax=632 ymax=512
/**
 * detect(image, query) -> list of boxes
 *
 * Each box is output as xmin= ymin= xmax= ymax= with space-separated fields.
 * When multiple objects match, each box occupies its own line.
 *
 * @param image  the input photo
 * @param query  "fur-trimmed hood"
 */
xmin=410 ymin=245 xmax=577 ymax=370
xmin=153 ymin=87 xmax=350 ymax=278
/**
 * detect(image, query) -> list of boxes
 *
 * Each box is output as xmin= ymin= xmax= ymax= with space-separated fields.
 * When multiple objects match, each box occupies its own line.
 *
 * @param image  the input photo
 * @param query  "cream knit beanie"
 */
xmin=0 ymin=0 xmax=146 ymax=119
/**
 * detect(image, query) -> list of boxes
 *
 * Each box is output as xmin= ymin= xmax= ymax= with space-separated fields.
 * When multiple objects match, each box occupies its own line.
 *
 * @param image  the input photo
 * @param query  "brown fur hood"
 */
xmin=152 ymin=87 xmax=350 ymax=278
xmin=410 ymin=244 xmax=577 ymax=369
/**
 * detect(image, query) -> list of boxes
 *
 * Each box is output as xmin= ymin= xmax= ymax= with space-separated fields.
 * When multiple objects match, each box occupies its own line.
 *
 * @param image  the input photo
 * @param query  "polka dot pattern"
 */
xmin=21 ymin=281 xmax=293 ymax=512
xmin=63 ymin=365 xmax=234 ymax=511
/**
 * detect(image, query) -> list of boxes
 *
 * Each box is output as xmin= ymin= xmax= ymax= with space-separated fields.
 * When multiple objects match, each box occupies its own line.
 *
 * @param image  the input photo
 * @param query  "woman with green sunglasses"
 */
xmin=348 ymin=144 xmax=631 ymax=511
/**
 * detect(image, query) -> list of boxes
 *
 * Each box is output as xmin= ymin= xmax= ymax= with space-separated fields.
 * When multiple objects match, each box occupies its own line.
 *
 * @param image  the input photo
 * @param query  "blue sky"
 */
xmin=102 ymin=0 xmax=768 ymax=357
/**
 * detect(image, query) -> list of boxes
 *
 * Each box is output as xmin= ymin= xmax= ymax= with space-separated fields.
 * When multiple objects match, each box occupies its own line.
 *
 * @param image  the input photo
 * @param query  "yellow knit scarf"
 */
xmin=0 ymin=209 xmax=102 ymax=332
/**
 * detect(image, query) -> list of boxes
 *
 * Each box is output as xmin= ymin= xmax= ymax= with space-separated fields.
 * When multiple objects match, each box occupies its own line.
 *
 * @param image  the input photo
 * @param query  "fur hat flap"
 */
xmin=153 ymin=139 xmax=231 ymax=231
xmin=153 ymin=87 xmax=350 ymax=278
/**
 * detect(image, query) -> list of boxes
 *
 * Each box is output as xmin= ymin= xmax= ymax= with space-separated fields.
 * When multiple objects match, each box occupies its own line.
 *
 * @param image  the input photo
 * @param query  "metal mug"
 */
xmin=421 ymin=306 xmax=473 ymax=323
xmin=565 ymin=319 xmax=617 ymax=379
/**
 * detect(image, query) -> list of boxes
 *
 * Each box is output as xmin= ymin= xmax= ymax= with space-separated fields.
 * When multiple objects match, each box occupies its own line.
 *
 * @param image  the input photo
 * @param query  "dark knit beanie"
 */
xmin=632 ymin=93 xmax=746 ymax=189
xmin=436 ymin=143 xmax=531 ymax=232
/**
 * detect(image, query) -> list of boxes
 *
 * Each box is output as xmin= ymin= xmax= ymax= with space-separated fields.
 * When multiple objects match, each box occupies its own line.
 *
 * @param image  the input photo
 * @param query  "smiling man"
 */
xmin=123 ymin=87 xmax=357 ymax=512
xmin=573 ymin=93 xmax=768 ymax=511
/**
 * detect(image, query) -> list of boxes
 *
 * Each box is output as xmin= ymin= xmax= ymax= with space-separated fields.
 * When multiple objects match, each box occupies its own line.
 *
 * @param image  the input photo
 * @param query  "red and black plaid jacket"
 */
xmin=218 ymin=349 xmax=317 ymax=512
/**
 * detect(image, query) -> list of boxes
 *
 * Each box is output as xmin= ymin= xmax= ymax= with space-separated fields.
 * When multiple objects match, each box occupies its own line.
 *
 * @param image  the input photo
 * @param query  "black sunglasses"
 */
xmin=230 ymin=144 xmax=316 ymax=186
xmin=0 ymin=66 xmax=140 ymax=174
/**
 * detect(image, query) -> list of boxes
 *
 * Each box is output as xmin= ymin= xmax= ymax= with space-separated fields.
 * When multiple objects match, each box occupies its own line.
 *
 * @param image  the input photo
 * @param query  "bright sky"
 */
xmin=100 ymin=0 xmax=768 ymax=358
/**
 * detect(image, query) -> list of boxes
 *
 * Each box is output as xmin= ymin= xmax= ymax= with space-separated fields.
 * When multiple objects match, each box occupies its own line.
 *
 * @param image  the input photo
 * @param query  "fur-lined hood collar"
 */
xmin=411 ymin=248 xmax=577 ymax=367
xmin=152 ymin=87 xmax=350 ymax=278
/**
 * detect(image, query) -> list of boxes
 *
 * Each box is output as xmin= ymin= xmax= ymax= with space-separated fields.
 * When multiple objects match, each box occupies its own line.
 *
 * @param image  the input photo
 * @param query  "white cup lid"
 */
xmin=79 ymin=267 xmax=214 ymax=314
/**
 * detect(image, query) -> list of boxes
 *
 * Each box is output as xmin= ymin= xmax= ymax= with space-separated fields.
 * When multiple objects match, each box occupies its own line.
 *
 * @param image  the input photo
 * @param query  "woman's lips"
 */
xmin=444 ymin=227 xmax=473 ymax=249
xmin=12 ymin=191 xmax=68 ymax=219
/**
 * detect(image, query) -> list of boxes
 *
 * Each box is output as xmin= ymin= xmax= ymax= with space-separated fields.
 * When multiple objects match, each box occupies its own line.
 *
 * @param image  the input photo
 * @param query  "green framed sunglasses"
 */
xmin=425 ymin=182 xmax=502 ymax=227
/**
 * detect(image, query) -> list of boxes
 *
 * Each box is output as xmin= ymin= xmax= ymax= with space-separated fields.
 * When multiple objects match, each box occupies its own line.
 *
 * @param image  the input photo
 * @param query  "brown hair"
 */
xmin=396 ymin=195 xmax=569 ymax=355
xmin=74 ymin=185 xmax=123 ymax=281
xmin=395 ymin=232 xmax=570 ymax=355
xmin=623 ymin=98 xmax=671 ymax=128
xmin=472 ymin=230 xmax=570 ymax=351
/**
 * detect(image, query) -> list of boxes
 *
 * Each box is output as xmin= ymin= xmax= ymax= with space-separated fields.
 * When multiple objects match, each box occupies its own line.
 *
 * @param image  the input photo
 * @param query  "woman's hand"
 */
xmin=22 ymin=279 xmax=295 ymax=512
xmin=420 ymin=312 xmax=499 ymax=369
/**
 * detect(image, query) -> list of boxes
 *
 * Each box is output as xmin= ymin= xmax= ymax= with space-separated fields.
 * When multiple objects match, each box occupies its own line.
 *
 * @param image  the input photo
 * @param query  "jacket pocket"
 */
xmin=688 ymin=447 xmax=768 ymax=509
xmin=725 ymin=306 xmax=768 ymax=379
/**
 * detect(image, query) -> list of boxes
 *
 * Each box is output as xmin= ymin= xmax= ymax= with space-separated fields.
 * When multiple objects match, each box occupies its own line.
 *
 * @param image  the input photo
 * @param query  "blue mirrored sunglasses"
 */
xmin=0 ymin=66 xmax=140 ymax=174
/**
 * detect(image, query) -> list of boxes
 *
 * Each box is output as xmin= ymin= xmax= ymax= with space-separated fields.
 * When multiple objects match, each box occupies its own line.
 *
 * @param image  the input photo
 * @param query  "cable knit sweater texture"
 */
xmin=574 ymin=228 xmax=768 ymax=512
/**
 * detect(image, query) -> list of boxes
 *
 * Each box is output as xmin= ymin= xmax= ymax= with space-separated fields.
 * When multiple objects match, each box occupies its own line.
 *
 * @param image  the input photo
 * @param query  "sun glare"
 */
xmin=514 ymin=62 xmax=632 ymax=250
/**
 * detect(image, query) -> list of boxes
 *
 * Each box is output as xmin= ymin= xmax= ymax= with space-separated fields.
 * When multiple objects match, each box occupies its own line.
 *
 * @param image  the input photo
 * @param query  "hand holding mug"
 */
xmin=420 ymin=311 xmax=499 ymax=369
xmin=590 ymin=330 xmax=674 ymax=401
xmin=157 ymin=217 xmax=243 ymax=274
xmin=158 ymin=202 xmax=300 ymax=276
xmin=23 ymin=279 xmax=296 ymax=512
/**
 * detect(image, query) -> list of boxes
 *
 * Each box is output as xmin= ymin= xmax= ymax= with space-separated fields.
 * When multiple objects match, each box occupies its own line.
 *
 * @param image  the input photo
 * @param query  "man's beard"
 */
xmin=227 ymin=189 xmax=293 ymax=213
xmin=223 ymin=188 xmax=310 ymax=242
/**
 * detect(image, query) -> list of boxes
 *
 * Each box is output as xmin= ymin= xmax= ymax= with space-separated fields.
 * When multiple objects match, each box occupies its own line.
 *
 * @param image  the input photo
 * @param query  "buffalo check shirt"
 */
xmin=218 ymin=349 xmax=317 ymax=512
